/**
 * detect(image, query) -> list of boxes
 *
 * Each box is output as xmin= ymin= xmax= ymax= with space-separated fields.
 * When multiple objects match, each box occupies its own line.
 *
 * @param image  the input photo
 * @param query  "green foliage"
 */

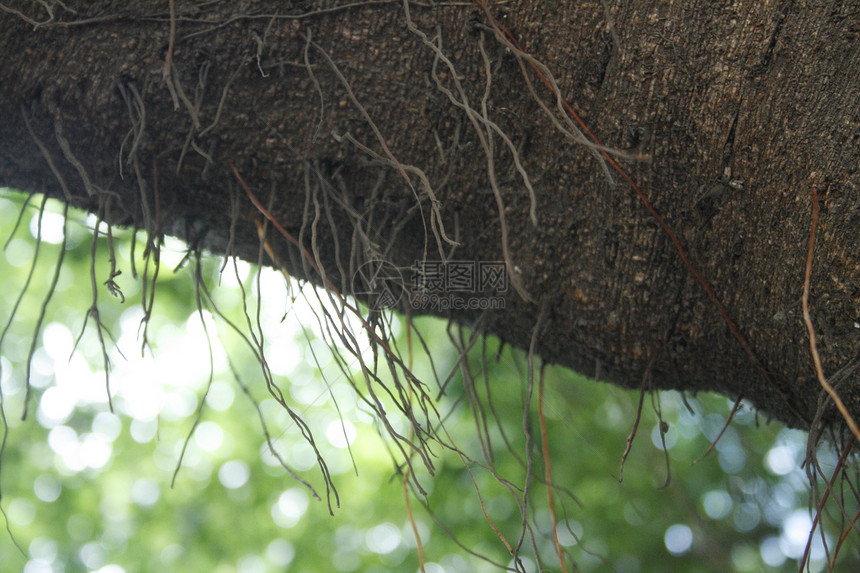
xmin=0 ymin=190 xmax=854 ymax=572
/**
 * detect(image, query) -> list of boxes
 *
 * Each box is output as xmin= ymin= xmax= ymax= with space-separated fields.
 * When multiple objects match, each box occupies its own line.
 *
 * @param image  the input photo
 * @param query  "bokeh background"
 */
xmin=0 ymin=190 xmax=852 ymax=572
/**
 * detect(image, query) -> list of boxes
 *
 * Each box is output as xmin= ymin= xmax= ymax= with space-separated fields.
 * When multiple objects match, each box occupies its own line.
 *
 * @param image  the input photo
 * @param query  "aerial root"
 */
xmin=22 ymin=106 xmax=73 ymax=202
xmin=802 ymin=187 xmax=860 ymax=444
xmin=403 ymin=0 xmax=534 ymax=301
xmin=798 ymin=187 xmax=860 ymax=570
xmin=117 ymin=80 xmax=146 ymax=175
xmin=52 ymin=111 xmax=98 ymax=196
xmin=0 ymin=0 xmax=75 ymax=28
xmin=308 ymin=34 xmax=457 ymax=265
xmin=231 ymin=163 xmax=444 ymax=495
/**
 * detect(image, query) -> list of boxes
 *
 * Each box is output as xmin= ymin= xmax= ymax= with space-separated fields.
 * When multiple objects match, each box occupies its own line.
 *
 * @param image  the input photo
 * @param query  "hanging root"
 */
xmin=309 ymin=35 xmax=458 ymax=263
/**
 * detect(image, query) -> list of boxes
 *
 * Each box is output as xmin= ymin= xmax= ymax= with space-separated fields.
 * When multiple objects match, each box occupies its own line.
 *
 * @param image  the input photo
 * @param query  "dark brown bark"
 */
xmin=0 ymin=0 xmax=857 ymax=431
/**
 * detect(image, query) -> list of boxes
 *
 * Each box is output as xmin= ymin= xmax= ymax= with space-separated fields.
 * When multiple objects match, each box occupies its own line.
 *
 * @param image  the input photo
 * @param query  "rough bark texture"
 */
xmin=0 ymin=0 xmax=858 ymax=432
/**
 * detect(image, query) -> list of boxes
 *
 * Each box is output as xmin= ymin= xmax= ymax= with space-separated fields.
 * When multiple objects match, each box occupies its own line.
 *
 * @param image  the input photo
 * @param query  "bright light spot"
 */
xmin=79 ymin=542 xmax=107 ymax=569
xmin=780 ymin=511 xmax=822 ymax=559
xmin=304 ymin=339 xmax=333 ymax=370
xmin=161 ymin=389 xmax=197 ymax=421
xmin=219 ymin=460 xmax=250 ymax=489
xmin=195 ymin=421 xmax=224 ymax=452
xmin=42 ymin=322 xmax=74 ymax=361
xmin=206 ymin=381 xmax=235 ymax=411
xmin=23 ymin=560 xmax=53 ymax=573
xmin=421 ymin=564 xmax=446 ymax=573
xmin=326 ymin=420 xmax=356 ymax=449
xmin=130 ymin=418 xmax=158 ymax=443
xmin=79 ymin=433 xmax=112 ymax=469
xmin=53 ymin=353 xmax=103 ymax=405
xmin=733 ymin=503 xmax=761 ymax=532
xmin=765 ymin=483 xmax=796 ymax=524
xmin=286 ymin=441 xmax=319 ymax=471
xmin=272 ymin=488 xmax=309 ymax=528
xmin=38 ymin=386 xmax=75 ymax=427
xmin=702 ymin=490 xmax=733 ymax=520
xmin=260 ymin=443 xmax=284 ymax=468
xmin=0 ymin=356 xmax=13 ymax=392
xmin=111 ymin=309 xmax=227 ymax=422
xmin=29 ymin=537 xmax=58 ymax=561
xmin=556 ymin=519 xmax=583 ymax=547
xmin=155 ymin=236 xmax=190 ymax=270
xmin=265 ymin=539 xmax=295 ymax=567
xmin=30 ymin=210 xmax=66 ymax=244
xmin=285 ymin=283 xmax=377 ymax=364
xmin=5 ymin=238 xmax=34 ymax=267
xmin=765 ymin=445 xmax=796 ymax=475
xmin=650 ymin=423 xmax=678 ymax=450
xmin=266 ymin=339 xmax=304 ymax=376
xmin=92 ymin=412 xmax=122 ymax=442
xmin=31 ymin=348 xmax=54 ymax=379
xmin=329 ymin=384 xmax=357 ymax=413
xmin=237 ymin=555 xmax=266 ymax=573
xmin=365 ymin=522 xmax=401 ymax=554
xmin=664 ymin=524 xmax=693 ymax=555
xmin=718 ymin=446 xmax=746 ymax=474
xmin=33 ymin=475 xmax=61 ymax=502
xmin=131 ymin=478 xmax=161 ymax=507
xmin=218 ymin=258 xmax=252 ymax=288
xmin=117 ymin=374 xmax=164 ymax=420
xmin=290 ymin=375 xmax=327 ymax=406
xmin=49 ymin=430 xmax=110 ymax=472
xmin=48 ymin=425 xmax=78 ymax=456
xmin=759 ymin=536 xmax=786 ymax=567
xmin=7 ymin=498 xmax=36 ymax=526
xmin=237 ymin=555 xmax=265 ymax=573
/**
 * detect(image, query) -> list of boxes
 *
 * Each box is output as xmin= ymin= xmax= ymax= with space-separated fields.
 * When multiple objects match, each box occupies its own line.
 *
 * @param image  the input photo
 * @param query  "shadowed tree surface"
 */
xmin=0 ymin=0 xmax=859 ymax=571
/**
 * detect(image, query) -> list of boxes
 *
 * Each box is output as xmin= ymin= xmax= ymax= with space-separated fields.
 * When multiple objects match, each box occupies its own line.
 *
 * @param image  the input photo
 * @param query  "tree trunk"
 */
xmin=1 ymin=0 xmax=857 ymax=432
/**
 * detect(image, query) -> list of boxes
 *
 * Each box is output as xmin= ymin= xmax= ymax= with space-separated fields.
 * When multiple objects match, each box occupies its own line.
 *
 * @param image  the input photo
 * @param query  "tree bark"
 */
xmin=1 ymin=0 xmax=857 ymax=432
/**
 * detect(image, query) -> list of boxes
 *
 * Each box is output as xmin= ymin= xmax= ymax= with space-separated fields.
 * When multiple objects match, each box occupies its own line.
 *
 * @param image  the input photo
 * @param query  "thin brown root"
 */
xmin=650 ymin=391 xmax=672 ymax=489
xmin=162 ymin=0 xmax=179 ymax=109
xmin=692 ymin=395 xmax=743 ymax=466
xmin=802 ymin=188 xmax=860 ymax=443
xmin=171 ymin=249 xmax=217 ymax=488
xmin=309 ymin=35 xmax=457 ymax=261
xmin=615 ymin=355 xmax=655 ymax=482
xmin=403 ymin=2 xmax=533 ymax=301
xmin=24 ymin=202 xmax=69 ymax=422
xmin=539 ymin=364 xmax=570 ymax=573
xmin=53 ymin=112 xmax=97 ymax=196
xmin=402 ymin=469 xmax=427 ymax=573
xmin=799 ymin=437 xmax=855 ymax=572
xmin=19 ymin=196 xmax=48 ymax=420
xmin=22 ymin=106 xmax=73 ymax=201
